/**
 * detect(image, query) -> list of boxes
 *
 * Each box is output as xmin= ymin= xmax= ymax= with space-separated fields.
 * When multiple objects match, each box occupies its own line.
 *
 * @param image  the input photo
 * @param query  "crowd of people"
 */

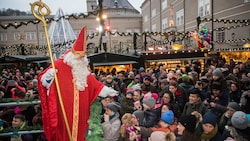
xmin=0 ymin=56 xmax=250 ymax=141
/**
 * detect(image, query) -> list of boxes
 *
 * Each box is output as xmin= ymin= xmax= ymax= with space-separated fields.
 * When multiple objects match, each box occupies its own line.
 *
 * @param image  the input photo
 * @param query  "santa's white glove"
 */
xmin=98 ymin=86 xmax=119 ymax=97
xmin=41 ymin=68 xmax=57 ymax=89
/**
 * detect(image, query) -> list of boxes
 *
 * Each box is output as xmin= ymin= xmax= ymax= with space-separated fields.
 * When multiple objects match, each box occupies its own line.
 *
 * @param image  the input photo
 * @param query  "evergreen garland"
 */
xmin=86 ymin=97 xmax=103 ymax=141
xmin=0 ymin=125 xmax=43 ymax=133
xmin=0 ymin=98 xmax=40 ymax=103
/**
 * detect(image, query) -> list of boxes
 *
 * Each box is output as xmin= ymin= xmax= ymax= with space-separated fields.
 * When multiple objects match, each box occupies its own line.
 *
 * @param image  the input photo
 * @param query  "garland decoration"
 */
xmin=86 ymin=97 xmax=103 ymax=141
xmin=0 ymin=125 xmax=43 ymax=133
xmin=201 ymin=18 xmax=250 ymax=24
xmin=0 ymin=98 xmax=40 ymax=103
xmin=0 ymin=11 xmax=98 ymax=29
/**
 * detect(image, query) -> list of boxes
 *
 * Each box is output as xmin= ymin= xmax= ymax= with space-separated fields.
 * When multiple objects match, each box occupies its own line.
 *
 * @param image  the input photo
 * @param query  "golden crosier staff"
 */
xmin=30 ymin=1 xmax=72 ymax=141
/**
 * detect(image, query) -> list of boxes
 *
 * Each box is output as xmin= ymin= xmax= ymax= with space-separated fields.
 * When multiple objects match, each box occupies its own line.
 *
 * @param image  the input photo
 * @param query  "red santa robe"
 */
xmin=38 ymin=57 xmax=104 ymax=141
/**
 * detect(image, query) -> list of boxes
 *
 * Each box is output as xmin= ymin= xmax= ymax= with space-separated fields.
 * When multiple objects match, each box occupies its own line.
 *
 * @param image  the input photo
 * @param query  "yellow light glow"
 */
xmin=172 ymin=43 xmax=183 ymax=50
xmin=102 ymin=15 xmax=107 ymax=19
xmin=148 ymin=47 xmax=154 ymax=51
xmin=243 ymin=43 xmax=250 ymax=48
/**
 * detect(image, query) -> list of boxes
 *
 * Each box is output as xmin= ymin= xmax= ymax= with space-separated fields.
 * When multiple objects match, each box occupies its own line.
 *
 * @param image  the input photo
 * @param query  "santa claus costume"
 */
xmin=38 ymin=26 xmax=117 ymax=141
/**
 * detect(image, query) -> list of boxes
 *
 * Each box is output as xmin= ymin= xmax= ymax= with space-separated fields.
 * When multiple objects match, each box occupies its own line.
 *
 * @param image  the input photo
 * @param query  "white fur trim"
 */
xmin=98 ymin=86 xmax=118 ymax=97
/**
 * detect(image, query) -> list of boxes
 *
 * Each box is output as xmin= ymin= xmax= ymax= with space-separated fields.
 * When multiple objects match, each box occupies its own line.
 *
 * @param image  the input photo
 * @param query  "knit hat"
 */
xmin=131 ymin=84 xmax=142 ymax=91
xmin=202 ymin=112 xmax=217 ymax=127
xmin=182 ymin=74 xmax=189 ymax=82
xmin=126 ymin=90 xmax=133 ymax=95
xmin=179 ymin=115 xmax=197 ymax=133
xmin=188 ymin=71 xmax=198 ymax=78
xmin=143 ymin=97 xmax=156 ymax=109
xmin=227 ymin=102 xmax=241 ymax=111
xmin=200 ymin=76 xmax=209 ymax=83
xmin=161 ymin=110 xmax=174 ymax=124
xmin=151 ymin=93 xmax=158 ymax=101
xmin=107 ymin=102 xmax=120 ymax=113
xmin=212 ymin=68 xmax=223 ymax=78
xmin=143 ymin=75 xmax=151 ymax=81
xmin=133 ymin=110 xmax=144 ymax=122
xmin=150 ymin=131 xmax=166 ymax=141
xmin=134 ymin=75 xmax=141 ymax=80
xmin=139 ymin=67 xmax=145 ymax=73
xmin=231 ymin=111 xmax=248 ymax=130
xmin=211 ymin=82 xmax=221 ymax=90
xmin=71 ymin=26 xmax=86 ymax=56
xmin=129 ymin=71 xmax=134 ymax=76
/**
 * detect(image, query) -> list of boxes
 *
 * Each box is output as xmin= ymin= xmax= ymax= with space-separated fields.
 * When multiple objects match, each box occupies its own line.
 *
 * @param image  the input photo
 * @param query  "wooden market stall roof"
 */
xmin=87 ymin=52 xmax=141 ymax=66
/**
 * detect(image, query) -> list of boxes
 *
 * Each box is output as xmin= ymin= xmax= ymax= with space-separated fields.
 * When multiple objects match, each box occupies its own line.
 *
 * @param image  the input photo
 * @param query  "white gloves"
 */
xmin=41 ymin=68 xmax=57 ymax=89
xmin=98 ymin=86 xmax=119 ymax=97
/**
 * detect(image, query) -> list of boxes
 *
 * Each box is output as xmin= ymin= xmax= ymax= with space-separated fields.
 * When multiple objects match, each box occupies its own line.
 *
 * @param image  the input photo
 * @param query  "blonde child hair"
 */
xmin=165 ymin=132 xmax=176 ymax=141
xmin=120 ymin=113 xmax=133 ymax=138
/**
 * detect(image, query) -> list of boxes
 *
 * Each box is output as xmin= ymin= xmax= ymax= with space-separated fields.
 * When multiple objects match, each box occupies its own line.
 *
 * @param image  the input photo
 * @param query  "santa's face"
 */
xmin=64 ymin=51 xmax=90 ymax=91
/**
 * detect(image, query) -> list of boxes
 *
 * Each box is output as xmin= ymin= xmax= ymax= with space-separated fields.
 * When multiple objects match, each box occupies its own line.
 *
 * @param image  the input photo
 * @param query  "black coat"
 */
xmin=139 ymin=109 xmax=158 ymax=128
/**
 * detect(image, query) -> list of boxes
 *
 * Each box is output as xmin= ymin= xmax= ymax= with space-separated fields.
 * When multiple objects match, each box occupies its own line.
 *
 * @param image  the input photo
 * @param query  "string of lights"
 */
xmin=214 ymin=38 xmax=250 ymax=43
xmin=0 ymin=11 xmax=98 ymax=29
xmin=201 ymin=18 xmax=250 ymax=24
xmin=213 ymin=22 xmax=250 ymax=31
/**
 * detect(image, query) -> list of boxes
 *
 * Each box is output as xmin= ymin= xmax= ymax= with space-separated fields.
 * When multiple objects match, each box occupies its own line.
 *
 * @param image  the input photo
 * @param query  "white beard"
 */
xmin=63 ymin=52 xmax=90 ymax=91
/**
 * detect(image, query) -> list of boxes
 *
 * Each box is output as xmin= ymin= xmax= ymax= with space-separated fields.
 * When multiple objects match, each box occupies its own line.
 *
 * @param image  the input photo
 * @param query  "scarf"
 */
xmin=109 ymin=113 xmax=116 ymax=120
xmin=201 ymin=124 xmax=218 ymax=140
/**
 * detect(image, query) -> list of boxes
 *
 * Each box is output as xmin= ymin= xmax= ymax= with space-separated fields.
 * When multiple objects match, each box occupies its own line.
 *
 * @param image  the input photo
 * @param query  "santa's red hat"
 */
xmin=71 ymin=26 xmax=87 ymax=56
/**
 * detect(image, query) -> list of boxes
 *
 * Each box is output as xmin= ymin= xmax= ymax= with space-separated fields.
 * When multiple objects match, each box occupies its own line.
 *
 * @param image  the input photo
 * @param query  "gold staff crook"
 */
xmin=30 ymin=1 xmax=72 ymax=141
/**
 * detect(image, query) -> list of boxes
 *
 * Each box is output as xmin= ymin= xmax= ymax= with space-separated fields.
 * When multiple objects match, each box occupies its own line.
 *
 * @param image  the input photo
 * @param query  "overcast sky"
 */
xmin=0 ymin=0 xmax=144 ymax=15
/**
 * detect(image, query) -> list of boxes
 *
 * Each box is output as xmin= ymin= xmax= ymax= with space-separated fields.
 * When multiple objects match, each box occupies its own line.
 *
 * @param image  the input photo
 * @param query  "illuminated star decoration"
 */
xmin=19 ymin=33 xmax=25 ymax=40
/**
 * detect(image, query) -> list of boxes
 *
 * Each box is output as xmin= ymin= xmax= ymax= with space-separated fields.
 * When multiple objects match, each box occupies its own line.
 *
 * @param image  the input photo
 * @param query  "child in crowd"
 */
xmin=150 ymin=110 xmax=177 ymax=134
xmin=150 ymin=131 xmax=176 ymax=141
xmin=102 ymin=102 xmax=121 ymax=141
xmin=223 ymin=111 xmax=250 ymax=141
xmin=126 ymin=111 xmax=144 ymax=141
xmin=164 ymin=132 xmax=176 ymax=141
xmin=140 ymin=97 xmax=158 ymax=127
xmin=143 ymin=92 xmax=161 ymax=109
xmin=8 ymin=114 xmax=33 ymax=141
xmin=133 ymin=110 xmax=176 ymax=141
xmin=120 ymin=113 xmax=141 ymax=141
xmin=218 ymin=102 xmax=241 ymax=134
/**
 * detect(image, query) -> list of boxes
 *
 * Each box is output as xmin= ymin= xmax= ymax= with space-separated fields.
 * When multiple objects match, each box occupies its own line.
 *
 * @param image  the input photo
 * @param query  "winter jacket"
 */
xmin=139 ymin=109 xmax=158 ymax=128
xmin=102 ymin=113 xmax=121 ymax=141
xmin=120 ymin=96 xmax=134 ymax=116
xmin=182 ymin=102 xmax=208 ymax=116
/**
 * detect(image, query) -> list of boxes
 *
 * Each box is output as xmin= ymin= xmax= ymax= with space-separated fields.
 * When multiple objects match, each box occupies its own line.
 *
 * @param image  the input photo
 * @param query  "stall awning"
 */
xmin=32 ymin=60 xmax=50 ymax=64
xmin=6 ymin=55 xmax=49 ymax=61
xmin=93 ymin=61 xmax=138 ymax=66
